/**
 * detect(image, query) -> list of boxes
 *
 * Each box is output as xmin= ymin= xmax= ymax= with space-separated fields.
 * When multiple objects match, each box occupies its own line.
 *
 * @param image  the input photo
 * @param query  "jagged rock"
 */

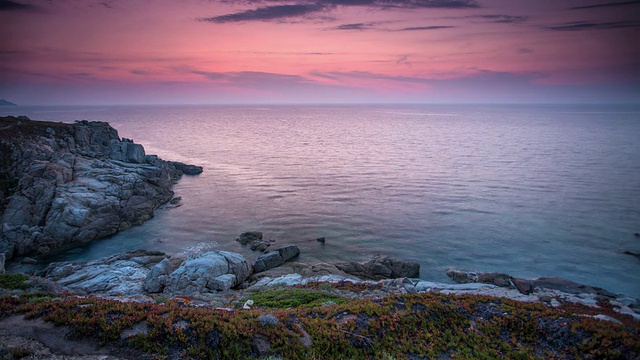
xmin=334 ymin=255 xmax=419 ymax=280
xmin=143 ymin=258 xmax=174 ymax=293
xmin=253 ymin=251 xmax=284 ymax=273
xmin=37 ymin=250 xmax=168 ymax=295
xmin=275 ymin=245 xmax=300 ymax=262
xmin=446 ymin=268 xmax=514 ymax=287
xmin=169 ymin=161 xmax=203 ymax=175
xmin=236 ymin=232 xmax=263 ymax=245
xmin=0 ymin=116 xmax=202 ymax=260
xmin=250 ymin=241 xmax=271 ymax=252
xmin=253 ymin=245 xmax=300 ymax=273
xmin=164 ymin=251 xmax=252 ymax=294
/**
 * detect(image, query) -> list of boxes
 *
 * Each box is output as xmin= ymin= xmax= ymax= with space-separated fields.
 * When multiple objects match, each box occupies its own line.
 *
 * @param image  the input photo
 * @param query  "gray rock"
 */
xmin=143 ymin=258 xmax=174 ymax=293
xmin=0 ymin=116 xmax=202 ymax=260
xmin=164 ymin=251 xmax=251 ymax=295
xmin=253 ymin=251 xmax=284 ymax=273
xmin=236 ymin=232 xmax=263 ymax=245
xmin=275 ymin=245 xmax=300 ymax=262
xmin=0 ymin=253 xmax=4 ymax=275
xmin=207 ymin=274 xmax=236 ymax=291
xmin=169 ymin=161 xmax=203 ymax=175
xmin=446 ymin=268 xmax=514 ymax=288
xmin=334 ymin=255 xmax=419 ymax=280
xmin=37 ymin=250 xmax=168 ymax=296
xmin=21 ymin=257 xmax=37 ymax=265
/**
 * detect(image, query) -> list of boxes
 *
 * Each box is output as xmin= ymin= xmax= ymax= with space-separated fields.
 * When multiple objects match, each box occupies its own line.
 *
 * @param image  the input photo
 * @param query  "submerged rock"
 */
xmin=0 ymin=116 xmax=202 ymax=260
xmin=334 ymin=255 xmax=420 ymax=280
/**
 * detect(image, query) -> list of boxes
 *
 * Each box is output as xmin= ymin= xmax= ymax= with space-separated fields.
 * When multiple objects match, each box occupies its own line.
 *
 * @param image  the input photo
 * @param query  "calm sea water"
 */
xmin=3 ymin=104 xmax=640 ymax=297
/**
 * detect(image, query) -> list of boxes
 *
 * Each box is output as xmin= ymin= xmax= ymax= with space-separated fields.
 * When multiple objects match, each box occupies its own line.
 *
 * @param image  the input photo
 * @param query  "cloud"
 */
xmin=0 ymin=0 xmax=34 ymax=11
xmin=396 ymin=25 xmax=454 ymax=30
xmin=200 ymin=4 xmax=327 ymax=23
xmin=475 ymin=15 xmax=528 ymax=24
xmin=328 ymin=22 xmax=377 ymax=30
xmin=203 ymin=0 xmax=479 ymax=23
xmin=569 ymin=0 xmax=640 ymax=10
xmin=546 ymin=21 xmax=640 ymax=31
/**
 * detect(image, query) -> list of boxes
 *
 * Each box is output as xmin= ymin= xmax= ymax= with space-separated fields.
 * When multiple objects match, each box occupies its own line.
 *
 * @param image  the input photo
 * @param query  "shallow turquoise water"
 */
xmin=3 ymin=104 xmax=640 ymax=297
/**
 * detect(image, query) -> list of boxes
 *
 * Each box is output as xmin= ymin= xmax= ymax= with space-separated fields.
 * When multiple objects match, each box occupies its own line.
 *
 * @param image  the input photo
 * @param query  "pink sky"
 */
xmin=1 ymin=0 xmax=639 ymax=104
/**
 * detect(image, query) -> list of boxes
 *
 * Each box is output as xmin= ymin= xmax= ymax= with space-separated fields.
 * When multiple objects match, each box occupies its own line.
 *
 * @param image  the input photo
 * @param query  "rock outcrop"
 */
xmin=0 ymin=116 xmax=201 ymax=260
xmin=236 ymin=231 xmax=274 ymax=252
xmin=37 ymin=250 xmax=168 ymax=296
xmin=446 ymin=268 xmax=620 ymax=298
xmin=334 ymin=255 xmax=420 ymax=280
xmin=253 ymin=245 xmax=300 ymax=273
xmin=163 ymin=251 xmax=252 ymax=294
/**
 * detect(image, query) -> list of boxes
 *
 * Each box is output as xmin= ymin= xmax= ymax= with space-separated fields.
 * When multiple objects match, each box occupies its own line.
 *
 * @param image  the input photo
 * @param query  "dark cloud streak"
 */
xmin=569 ymin=0 xmax=640 ymax=10
xmin=0 ymin=0 xmax=34 ymax=11
xmin=546 ymin=21 xmax=640 ymax=31
xmin=396 ymin=25 xmax=454 ymax=30
xmin=203 ymin=0 xmax=479 ymax=23
xmin=201 ymin=4 xmax=327 ymax=23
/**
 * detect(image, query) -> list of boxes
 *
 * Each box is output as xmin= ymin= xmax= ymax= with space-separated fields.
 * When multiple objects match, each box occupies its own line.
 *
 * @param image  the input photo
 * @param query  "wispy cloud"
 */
xmin=474 ymin=15 xmax=528 ymax=24
xmin=0 ymin=0 xmax=34 ymax=11
xmin=569 ymin=0 xmax=640 ymax=10
xmin=203 ymin=0 xmax=479 ymax=23
xmin=327 ymin=22 xmax=378 ymax=30
xmin=201 ymin=4 xmax=327 ymax=23
xmin=396 ymin=25 xmax=454 ymax=31
xmin=546 ymin=20 xmax=640 ymax=31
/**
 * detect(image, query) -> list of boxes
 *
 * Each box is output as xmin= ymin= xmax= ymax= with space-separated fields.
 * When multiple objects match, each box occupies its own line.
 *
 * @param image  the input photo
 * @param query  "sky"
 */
xmin=1 ymin=0 xmax=639 ymax=105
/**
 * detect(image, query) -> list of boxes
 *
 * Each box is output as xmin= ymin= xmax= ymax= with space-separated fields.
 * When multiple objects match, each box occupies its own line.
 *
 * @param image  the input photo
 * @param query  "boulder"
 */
xmin=164 ymin=251 xmax=252 ymax=294
xmin=143 ymin=258 xmax=174 ymax=293
xmin=334 ymin=255 xmax=419 ymax=280
xmin=236 ymin=232 xmax=263 ymax=245
xmin=253 ymin=251 xmax=284 ymax=273
xmin=276 ymin=245 xmax=300 ymax=262
xmin=446 ymin=268 xmax=514 ymax=287
xmin=253 ymin=245 xmax=300 ymax=273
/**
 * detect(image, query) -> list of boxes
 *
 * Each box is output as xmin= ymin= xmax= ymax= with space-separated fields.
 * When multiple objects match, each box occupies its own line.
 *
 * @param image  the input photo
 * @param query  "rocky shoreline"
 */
xmin=0 ymin=116 xmax=202 ymax=261
xmin=1 ymin=116 xmax=639 ymax=359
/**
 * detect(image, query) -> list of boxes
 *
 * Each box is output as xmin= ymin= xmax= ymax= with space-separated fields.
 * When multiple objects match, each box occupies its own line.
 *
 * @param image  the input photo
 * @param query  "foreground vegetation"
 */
xmin=1 ymin=276 xmax=639 ymax=360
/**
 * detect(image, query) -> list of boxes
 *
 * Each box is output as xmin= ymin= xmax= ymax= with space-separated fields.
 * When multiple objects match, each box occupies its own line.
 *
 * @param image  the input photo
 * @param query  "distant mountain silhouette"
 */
xmin=0 ymin=99 xmax=17 ymax=106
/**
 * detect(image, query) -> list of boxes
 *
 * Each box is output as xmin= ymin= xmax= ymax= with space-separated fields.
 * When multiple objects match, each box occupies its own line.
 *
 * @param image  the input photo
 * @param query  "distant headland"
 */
xmin=0 ymin=99 xmax=17 ymax=106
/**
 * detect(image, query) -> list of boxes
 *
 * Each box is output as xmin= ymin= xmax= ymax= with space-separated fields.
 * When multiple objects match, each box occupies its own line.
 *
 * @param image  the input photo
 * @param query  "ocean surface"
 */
xmin=3 ymin=104 xmax=640 ymax=297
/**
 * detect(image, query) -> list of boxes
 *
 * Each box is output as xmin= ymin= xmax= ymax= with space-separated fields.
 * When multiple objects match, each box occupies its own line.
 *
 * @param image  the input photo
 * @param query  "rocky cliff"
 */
xmin=0 ymin=116 xmax=202 ymax=260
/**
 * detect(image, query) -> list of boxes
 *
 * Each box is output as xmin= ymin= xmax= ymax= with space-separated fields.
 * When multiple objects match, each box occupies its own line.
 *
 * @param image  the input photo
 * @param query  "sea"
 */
xmin=2 ymin=104 xmax=640 ymax=297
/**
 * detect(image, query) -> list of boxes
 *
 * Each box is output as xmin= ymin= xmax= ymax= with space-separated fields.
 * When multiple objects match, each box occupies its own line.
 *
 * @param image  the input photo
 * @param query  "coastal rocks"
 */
xmin=0 ymin=116 xmax=202 ymax=260
xmin=143 ymin=258 xmax=174 ymax=293
xmin=446 ymin=268 xmax=515 ymax=287
xmin=37 ymin=250 xmax=168 ymax=296
xmin=169 ymin=161 xmax=203 ymax=175
xmin=253 ymin=245 xmax=300 ymax=273
xmin=334 ymin=255 xmax=420 ymax=280
xmin=164 ymin=251 xmax=252 ymax=294
xmin=236 ymin=231 xmax=274 ymax=252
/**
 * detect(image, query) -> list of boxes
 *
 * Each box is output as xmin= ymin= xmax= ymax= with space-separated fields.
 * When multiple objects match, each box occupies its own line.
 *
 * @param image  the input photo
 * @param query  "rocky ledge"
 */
xmin=0 ymin=116 xmax=202 ymax=260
